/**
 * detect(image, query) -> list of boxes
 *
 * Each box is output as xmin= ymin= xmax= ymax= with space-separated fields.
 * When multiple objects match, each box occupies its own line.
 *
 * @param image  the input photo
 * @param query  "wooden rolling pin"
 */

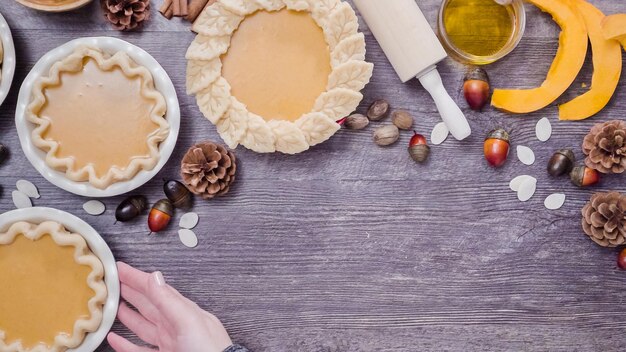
xmin=353 ymin=0 xmax=471 ymax=141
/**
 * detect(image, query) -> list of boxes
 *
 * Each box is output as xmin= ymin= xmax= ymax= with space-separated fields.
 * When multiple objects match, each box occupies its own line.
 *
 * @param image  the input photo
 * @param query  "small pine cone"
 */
xmin=581 ymin=191 xmax=626 ymax=247
xmin=582 ymin=120 xmax=626 ymax=174
xmin=101 ymin=0 xmax=151 ymax=31
xmin=181 ymin=141 xmax=237 ymax=200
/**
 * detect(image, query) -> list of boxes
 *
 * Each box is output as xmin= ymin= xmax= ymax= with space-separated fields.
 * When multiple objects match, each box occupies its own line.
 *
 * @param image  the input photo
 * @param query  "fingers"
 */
xmin=120 ymin=283 xmax=162 ymax=325
xmin=117 ymin=302 xmax=159 ymax=346
xmin=107 ymin=332 xmax=157 ymax=352
xmin=145 ymin=271 xmax=202 ymax=331
xmin=118 ymin=261 xmax=152 ymax=294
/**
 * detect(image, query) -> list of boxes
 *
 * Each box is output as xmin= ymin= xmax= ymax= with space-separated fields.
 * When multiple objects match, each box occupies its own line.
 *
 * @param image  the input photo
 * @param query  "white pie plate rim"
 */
xmin=0 ymin=207 xmax=119 ymax=352
xmin=0 ymin=12 xmax=16 ymax=107
xmin=15 ymin=36 xmax=180 ymax=198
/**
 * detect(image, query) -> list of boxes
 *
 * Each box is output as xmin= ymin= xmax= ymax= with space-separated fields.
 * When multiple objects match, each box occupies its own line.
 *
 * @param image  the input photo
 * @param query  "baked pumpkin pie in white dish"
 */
xmin=16 ymin=37 xmax=180 ymax=197
xmin=0 ymin=207 xmax=119 ymax=352
xmin=0 ymin=11 xmax=16 ymax=107
xmin=186 ymin=0 xmax=373 ymax=154
xmin=0 ymin=222 xmax=106 ymax=351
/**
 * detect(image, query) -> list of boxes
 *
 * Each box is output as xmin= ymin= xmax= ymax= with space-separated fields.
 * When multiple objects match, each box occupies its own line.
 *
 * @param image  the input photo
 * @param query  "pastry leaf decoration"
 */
xmin=327 ymin=61 xmax=374 ymax=91
xmin=196 ymin=77 xmax=232 ymax=124
xmin=313 ymin=88 xmax=363 ymax=121
xmin=186 ymin=58 xmax=222 ymax=95
xmin=296 ymin=112 xmax=340 ymax=146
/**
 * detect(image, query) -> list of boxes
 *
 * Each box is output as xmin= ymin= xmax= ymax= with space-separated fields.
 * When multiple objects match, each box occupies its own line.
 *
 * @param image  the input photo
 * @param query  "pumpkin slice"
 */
xmin=602 ymin=14 xmax=626 ymax=47
xmin=491 ymin=0 xmax=588 ymax=114
xmin=558 ymin=0 xmax=622 ymax=121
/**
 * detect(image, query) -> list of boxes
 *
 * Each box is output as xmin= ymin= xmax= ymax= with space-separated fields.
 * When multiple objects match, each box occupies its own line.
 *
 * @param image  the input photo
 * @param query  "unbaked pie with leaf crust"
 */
xmin=0 ymin=221 xmax=107 ymax=352
xmin=186 ymin=0 xmax=373 ymax=154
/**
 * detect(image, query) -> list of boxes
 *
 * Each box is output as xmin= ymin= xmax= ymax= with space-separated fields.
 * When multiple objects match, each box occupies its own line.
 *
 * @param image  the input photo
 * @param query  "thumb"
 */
xmin=146 ymin=271 xmax=198 ymax=332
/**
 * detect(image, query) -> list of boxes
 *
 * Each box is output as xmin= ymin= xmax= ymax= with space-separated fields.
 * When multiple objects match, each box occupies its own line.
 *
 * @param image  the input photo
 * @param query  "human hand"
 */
xmin=107 ymin=261 xmax=233 ymax=352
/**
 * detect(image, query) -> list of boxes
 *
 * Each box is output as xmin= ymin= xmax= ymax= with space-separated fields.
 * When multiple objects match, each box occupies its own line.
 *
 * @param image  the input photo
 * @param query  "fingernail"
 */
xmin=153 ymin=271 xmax=166 ymax=286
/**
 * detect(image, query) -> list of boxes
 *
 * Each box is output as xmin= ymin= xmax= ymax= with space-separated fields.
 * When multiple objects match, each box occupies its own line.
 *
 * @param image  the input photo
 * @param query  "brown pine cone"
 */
xmin=582 ymin=191 xmax=626 ymax=247
xmin=101 ymin=0 xmax=151 ymax=31
xmin=181 ymin=141 xmax=237 ymax=200
xmin=582 ymin=120 xmax=626 ymax=174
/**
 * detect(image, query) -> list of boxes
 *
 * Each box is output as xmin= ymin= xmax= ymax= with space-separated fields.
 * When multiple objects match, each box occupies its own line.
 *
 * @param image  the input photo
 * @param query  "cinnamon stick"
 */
xmin=172 ymin=0 xmax=181 ymax=16
xmin=187 ymin=0 xmax=214 ymax=23
xmin=180 ymin=0 xmax=189 ymax=17
xmin=159 ymin=0 xmax=174 ymax=19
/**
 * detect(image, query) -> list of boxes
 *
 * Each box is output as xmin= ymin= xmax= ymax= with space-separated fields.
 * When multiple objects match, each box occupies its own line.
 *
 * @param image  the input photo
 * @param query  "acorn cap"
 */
xmin=555 ymin=149 xmax=575 ymax=164
xmin=464 ymin=66 xmax=490 ymax=84
xmin=485 ymin=128 xmax=510 ymax=142
xmin=409 ymin=144 xmax=430 ymax=163
xmin=152 ymin=199 xmax=174 ymax=216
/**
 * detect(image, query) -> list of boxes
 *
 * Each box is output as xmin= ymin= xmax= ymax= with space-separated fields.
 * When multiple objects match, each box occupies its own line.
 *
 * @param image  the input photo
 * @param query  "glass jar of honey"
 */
xmin=437 ymin=0 xmax=526 ymax=65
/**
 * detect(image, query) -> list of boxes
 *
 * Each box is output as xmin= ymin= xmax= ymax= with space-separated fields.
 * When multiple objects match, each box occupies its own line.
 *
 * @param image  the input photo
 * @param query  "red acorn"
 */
xmin=618 ymin=248 xmax=626 ymax=270
xmin=570 ymin=166 xmax=600 ymax=187
xmin=408 ymin=132 xmax=430 ymax=163
xmin=148 ymin=199 xmax=174 ymax=234
xmin=484 ymin=129 xmax=510 ymax=168
xmin=463 ymin=67 xmax=491 ymax=111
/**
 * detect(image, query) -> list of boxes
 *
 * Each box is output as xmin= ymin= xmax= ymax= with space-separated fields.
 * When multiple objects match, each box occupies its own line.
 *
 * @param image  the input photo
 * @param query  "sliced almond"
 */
xmin=544 ymin=193 xmax=566 ymax=210
xmin=430 ymin=122 xmax=449 ymax=145
xmin=517 ymin=177 xmax=537 ymax=202
xmin=12 ymin=190 xmax=32 ymax=209
xmin=510 ymin=175 xmax=534 ymax=192
xmin=178 ymin=229 xmax=199 ymax=248
xmin=516 ymin=145 xmax=536 ymax=166
xmin=179 ymin=212 xmax=199 ymax=230
xmin=535 ymin=117 xmax=552 ymax=142
xmin=83 ymin=200 xmax=106 ymax=216
xmin=16 ymin=180 xmax=40 ymax=199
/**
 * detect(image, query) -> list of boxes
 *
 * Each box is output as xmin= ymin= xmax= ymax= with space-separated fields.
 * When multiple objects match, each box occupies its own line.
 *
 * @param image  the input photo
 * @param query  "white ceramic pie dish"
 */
xmin=0 ymin=207 xmax=119 ymax=352
xmin=0 ymin=12 xmax=16 ymax=107
xmin=15 ymin=36 xmax=181 ymax=198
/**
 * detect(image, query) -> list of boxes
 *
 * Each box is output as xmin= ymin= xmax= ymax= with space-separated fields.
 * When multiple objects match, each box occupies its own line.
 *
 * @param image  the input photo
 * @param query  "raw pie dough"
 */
xmin=0 ymin=221 xmax=107 ymax=352
xmin=28 ymin=46 xmax=170 ymax=189
xmin=186 ymin=0 xmax=373 ymax=154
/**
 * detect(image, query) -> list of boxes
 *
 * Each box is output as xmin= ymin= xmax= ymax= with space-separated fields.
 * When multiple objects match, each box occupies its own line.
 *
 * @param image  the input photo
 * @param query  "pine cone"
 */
xmin=582 ymin=120 xmax=626 ymax=174
xmin=582 ymin=191 xmax=626 ymax=247
xmin=101 ymin=0 xmax=151 ymax=31
xmin=181 ymin=141 xmax=237 ymax=200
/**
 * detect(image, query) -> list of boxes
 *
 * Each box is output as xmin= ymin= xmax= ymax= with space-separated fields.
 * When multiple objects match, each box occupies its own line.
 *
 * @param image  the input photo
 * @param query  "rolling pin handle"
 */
xmin=418 ymin=68 xmax=472 ymax=141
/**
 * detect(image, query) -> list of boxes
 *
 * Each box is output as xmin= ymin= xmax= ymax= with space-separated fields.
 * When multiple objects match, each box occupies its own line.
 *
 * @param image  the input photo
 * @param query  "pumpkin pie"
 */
xmin=0 ymin=221 xmax=107 ymax=352
xmin=186 ymin=0 xmax=373 ymax=154
xmin=27 ymin=46 xmax=170 ymax=189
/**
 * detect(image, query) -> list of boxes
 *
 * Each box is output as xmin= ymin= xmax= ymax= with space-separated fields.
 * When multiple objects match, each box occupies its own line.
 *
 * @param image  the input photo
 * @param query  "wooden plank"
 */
xmin=0 ymin=1 xmax=625 ymax=351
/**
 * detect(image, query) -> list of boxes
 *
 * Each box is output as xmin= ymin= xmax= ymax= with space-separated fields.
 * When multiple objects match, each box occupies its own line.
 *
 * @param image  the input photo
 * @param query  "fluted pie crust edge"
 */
xmin=27 ymin=46 xmax=170 ymax=189
xmin=0 ymin=221 xmax=107 ymax=352
xmin=186 ymin=0 xmax=373 ymax=154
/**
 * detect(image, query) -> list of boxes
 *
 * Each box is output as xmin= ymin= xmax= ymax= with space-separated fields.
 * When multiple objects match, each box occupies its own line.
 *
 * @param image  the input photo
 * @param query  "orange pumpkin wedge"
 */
xmin=602 ymin=14 xmax=626 ymax=47
xmin=558 ymin=0 xmax=622 ymax=121
xmin=491 ymin=0 xmax=588 ymax=114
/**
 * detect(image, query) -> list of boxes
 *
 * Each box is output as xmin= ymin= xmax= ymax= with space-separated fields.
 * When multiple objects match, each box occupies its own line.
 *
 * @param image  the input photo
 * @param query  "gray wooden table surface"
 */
xmin=1 ymin=0 xmax=626 ymax=351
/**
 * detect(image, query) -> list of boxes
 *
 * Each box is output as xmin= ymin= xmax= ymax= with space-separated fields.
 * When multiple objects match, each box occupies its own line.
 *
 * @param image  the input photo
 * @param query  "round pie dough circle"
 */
xmin=186 ymin=0 xmax=373 ymax=154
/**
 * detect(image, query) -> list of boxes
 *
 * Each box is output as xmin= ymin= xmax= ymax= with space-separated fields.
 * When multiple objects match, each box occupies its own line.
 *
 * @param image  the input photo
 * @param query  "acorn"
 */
xmin=547 ymin=149 xmax=575 ymax=177
xmin=408 ymin=132 xmax=430 ymax=163
xmin=0 ymin=143 xmax=8 ymax=165
xmin=148 ymin=199 xmax=174 ymax=234
xmin=164 ymin=180 xmax=192 ymax=209
xmin=115 ymin=195 xmax=148 ymax=223
xmin=484 ymin=129 xmax=510 ymax=168
xmin=618 ymin=248 xmax=626 ymax=270
xmin=570 ymin=166 xmax=600 ymax=187
xmin=463 ymin=67 xmax=491 ymax=111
